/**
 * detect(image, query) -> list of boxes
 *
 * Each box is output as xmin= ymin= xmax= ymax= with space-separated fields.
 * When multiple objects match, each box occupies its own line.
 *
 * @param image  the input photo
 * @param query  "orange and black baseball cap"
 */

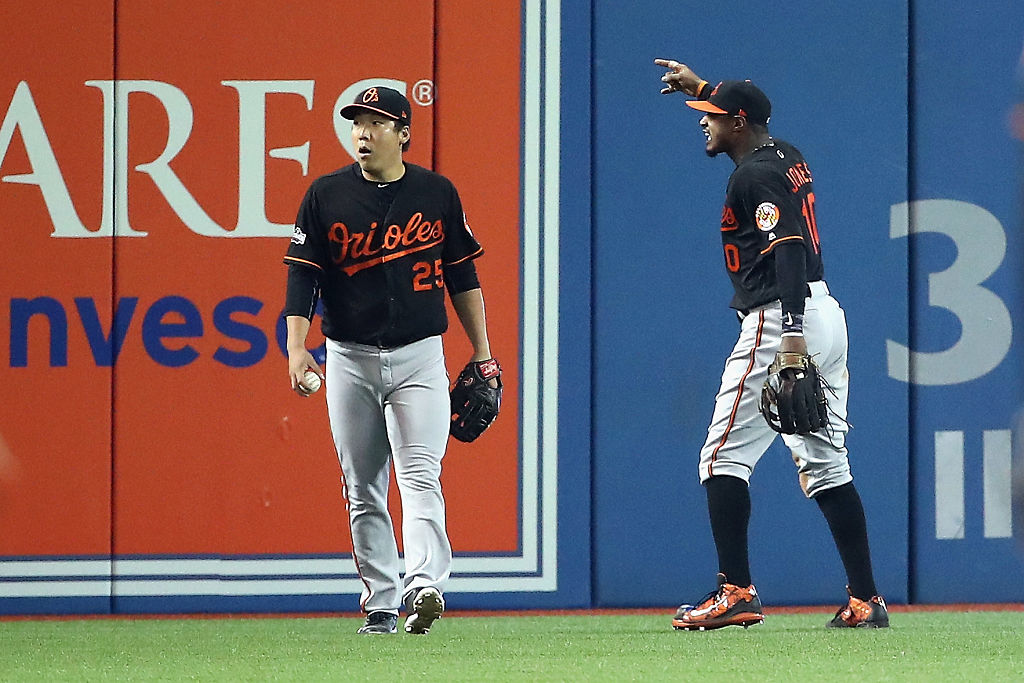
xmin=686 ymin=80 xmax=771 ymax=125
xmin=340 ymin=86 xmax=411 ymax=125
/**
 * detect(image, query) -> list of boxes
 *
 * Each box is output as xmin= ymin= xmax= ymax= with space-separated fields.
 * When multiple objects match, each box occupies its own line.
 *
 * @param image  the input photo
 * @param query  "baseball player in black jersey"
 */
xmin=282 ymin=86 xmax=499 ymax=635
xmin=654 ymin=59 xmax=889 ymax=630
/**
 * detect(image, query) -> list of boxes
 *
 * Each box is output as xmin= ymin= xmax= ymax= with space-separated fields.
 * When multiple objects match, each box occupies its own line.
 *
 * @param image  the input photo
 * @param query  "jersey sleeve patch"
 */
xmin=291 ymin=224 xmax=307 ymax=245
xmin=755 ymin=202 xmax=780 ymax=231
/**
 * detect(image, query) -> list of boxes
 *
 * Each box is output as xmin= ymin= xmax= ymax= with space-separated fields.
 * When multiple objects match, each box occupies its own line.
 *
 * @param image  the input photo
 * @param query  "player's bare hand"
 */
xmin=654 ymin=58 xmax=702 ymax=96
xmin=288 ymin=349 xmax=323 ymax=397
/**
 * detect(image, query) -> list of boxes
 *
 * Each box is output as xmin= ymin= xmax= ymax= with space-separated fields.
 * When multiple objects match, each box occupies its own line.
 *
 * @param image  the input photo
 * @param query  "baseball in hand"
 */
xmin=300 ymin=369 xmax=323 ymax=394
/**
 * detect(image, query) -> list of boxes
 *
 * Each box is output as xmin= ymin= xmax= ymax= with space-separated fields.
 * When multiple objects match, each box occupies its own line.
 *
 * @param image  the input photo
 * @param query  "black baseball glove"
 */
xmin=450 ymin=358 xmax=503 ymax=443
xmin=759 ymin=352 xmax=829 ymax=435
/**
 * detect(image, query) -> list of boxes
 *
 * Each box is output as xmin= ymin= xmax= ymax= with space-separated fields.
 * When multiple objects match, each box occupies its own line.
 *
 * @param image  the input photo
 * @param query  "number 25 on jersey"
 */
xmin=413 ymin=259 xmax=443 ymax=291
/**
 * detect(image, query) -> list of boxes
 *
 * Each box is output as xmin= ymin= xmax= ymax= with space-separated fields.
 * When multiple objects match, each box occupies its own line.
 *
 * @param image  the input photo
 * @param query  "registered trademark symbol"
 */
xmin=412 ymin=80 xmax=434 ymax=106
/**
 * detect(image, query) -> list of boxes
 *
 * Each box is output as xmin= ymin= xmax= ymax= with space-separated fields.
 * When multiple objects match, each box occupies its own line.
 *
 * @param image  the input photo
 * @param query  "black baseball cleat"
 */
xmin=356 ymin=610 xmax=398 ymax=634
xmin=404 ymin=586 xmax=445 ymax=634
xmin=672 ymin=573 xmax=765 ymax=631
xmin=827 ymin=588 xmax=889 ymax=628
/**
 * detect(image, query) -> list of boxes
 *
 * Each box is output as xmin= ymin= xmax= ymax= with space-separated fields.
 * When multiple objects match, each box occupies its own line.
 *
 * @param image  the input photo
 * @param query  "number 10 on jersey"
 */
xmin=801 ymin=192 xmax=821 ymax=254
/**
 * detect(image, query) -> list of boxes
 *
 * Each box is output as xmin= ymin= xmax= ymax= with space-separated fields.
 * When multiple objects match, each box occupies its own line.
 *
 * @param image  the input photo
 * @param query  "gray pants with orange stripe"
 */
xmin=698 ymin=281 xmax=852 ymax=498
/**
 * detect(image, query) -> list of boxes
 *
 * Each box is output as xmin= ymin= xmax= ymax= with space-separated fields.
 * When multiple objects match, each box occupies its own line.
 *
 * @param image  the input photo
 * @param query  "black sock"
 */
xmin=814 ymin=482 xmax=878 ymax=600
xmin=705 ymin=475 xmax=752 ymax=587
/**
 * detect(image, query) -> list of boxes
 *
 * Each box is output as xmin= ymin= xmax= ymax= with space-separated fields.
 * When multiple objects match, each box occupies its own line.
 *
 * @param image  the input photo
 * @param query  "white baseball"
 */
xmin=301 ymin=369 xmax=322 ymax=394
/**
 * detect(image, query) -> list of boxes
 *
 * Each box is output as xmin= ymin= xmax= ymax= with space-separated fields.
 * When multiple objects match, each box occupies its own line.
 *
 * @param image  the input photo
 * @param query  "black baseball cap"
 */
xmin=340 ymin=86 xmax=411 ymax=125
xmin=686 ymin=80 xmax=771 ymax=125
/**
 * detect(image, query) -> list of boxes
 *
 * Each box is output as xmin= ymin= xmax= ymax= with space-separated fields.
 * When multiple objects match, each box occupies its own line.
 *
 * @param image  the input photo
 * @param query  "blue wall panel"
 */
xmin=591 ymin=1 xmax=910 ymax=607
xmin=908 ymin=5 xmax=1024 ymax=602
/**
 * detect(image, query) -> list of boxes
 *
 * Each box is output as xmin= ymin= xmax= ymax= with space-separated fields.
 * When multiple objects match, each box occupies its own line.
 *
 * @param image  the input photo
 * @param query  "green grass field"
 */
xmin=2 ymin=610 xmax=1022 ymax=681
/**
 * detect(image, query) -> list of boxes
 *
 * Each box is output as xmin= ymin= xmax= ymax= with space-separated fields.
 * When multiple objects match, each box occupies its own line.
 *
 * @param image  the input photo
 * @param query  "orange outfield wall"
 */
xmin=0 ymin=1 xmax=521 ymax=559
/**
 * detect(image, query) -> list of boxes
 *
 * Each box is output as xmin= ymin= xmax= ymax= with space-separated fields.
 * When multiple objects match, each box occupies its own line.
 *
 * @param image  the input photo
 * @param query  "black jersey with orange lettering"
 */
xmin=283 ymin=163 xmax=482 ymax=347
xmin=719 ymin=138 xmax=824 ymax=312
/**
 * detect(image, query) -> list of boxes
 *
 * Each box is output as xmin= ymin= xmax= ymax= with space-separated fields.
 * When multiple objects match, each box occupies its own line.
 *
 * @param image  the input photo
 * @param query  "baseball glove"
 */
xmin=450 ymin=358 xmax=503 ymax=443
xmin=759 ymin=352 xmax=829 ymax=435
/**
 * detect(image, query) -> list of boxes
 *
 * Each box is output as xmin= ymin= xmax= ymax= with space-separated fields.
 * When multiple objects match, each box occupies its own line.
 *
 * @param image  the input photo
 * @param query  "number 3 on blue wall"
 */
xmin=887 ymin=199 xmax=1012 ymax=386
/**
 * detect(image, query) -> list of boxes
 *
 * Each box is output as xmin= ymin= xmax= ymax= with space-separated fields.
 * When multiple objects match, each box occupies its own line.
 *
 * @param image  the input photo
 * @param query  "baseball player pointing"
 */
xmin=282 ymin=86 xmax=500 ymax=635
xmin=655 ymin=59 xmax=889 ymax=630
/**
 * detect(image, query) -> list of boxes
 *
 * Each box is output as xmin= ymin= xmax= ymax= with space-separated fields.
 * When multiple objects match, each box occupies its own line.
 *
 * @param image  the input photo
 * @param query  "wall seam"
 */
xmin=905 ymin=0 xmax=918 ymax=606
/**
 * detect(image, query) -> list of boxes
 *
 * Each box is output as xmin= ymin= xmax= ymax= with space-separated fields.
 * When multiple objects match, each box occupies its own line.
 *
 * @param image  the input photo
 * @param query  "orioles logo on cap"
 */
xmin=362 ymin=88 xmax=380 ymax=103
xmin=755 ymin=202 xmax=780 ymax=231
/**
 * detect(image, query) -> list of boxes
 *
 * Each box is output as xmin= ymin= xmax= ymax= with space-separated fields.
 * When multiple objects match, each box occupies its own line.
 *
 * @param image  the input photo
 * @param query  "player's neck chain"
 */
xmin=751 ymin=137 xmax=775 ymax=154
